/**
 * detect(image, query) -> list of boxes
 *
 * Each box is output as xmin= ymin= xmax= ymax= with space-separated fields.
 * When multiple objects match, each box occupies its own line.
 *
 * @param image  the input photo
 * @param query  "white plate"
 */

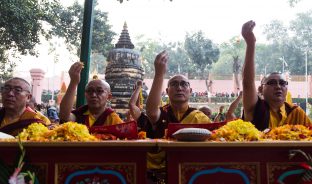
xmin=0 ymin=132 xmax=15 ymax=139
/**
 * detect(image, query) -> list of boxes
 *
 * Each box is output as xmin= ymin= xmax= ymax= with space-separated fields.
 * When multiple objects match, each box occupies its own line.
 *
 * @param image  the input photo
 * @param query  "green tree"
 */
xmin=263 ymin=20 xmax=289 ymax=43
xmin=166 ymin=42 xmax=194 ymax=77
xmin=212 ymin=36 xmax=245 ymax=88
xmin=290 ymin=11 xmax=312 ymax=74
xmin=0 ymin=0 xmax=61 ymax=82
xmin=51 ymin=1 xmax=116 ymax=74
xmin=263 ymin=20 xmax=289 ymax=70
xmin=288 ymin=0 xmax=304 ymax=7
xmin=0 ymin=49 xmax=15 ymax=82
xmin=135 ymin=37 xmax=197 ymax=79
xmin=290 ymin=11 xmax=312 ymax=48
xmin=184 ymin=31 xmax=220 ymax=79
xmin=254 ymin=43 xmax=281 ymax=75
xmin=262 ymin=18 xmax=310 ymax=75
xmin=135 ymin=36 xmax=167 ymax=78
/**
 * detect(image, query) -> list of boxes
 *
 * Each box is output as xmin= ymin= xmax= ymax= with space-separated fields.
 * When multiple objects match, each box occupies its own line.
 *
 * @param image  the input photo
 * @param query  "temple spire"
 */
xmin=115 ymin=22 xmax=134 ymax=49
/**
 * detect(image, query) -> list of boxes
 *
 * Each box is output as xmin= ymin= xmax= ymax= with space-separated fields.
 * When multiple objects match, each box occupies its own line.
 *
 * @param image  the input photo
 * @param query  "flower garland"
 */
xmin=139 ymin=88 xmax=144 ymax=110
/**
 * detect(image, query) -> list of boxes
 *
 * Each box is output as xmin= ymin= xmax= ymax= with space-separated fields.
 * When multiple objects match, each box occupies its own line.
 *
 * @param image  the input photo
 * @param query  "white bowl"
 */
xmin=172 ymin=128 xmax=211 ymax=141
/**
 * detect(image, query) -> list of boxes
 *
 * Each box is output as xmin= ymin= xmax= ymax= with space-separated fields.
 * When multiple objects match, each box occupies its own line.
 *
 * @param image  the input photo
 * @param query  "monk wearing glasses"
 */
xmin=59 ymin=62 xmax=123 ymax=127
xmin=146 ymin=51 xmax=211 ymax=138
xmin=0 ymin=77 xmax=51 ymax=136
xmin=145 ymin=51 xmax=211 ymax=182
xmin=241 ymin=20 xmax=311 ymax=130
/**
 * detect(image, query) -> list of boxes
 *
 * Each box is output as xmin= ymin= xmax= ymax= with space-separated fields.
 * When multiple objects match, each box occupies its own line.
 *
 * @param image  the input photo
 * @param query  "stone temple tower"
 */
xmin=105 ymin=22 xmax=144 ymax=117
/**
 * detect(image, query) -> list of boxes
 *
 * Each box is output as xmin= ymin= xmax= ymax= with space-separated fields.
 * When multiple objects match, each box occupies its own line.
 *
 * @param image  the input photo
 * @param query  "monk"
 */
xmin=59 ymin=62 xmax=123 ymax=127
xmin=145 ymin=51 xmax=211 ymax=183
xmin=198 ymin=105 xmax=213 ymax=119
xmin=146 ymin=51 xmax=211 ymax=138
xmin=225 ymin=91 xmax=243 ymax=121
xmin=27 ymin=96 xmax=51 ymax=124
xmin=241 ymin=20 xmax=311 ymax=130
xmin=128 ymin=80 xmax=154 ymax=138
xmin=0 ymin=77 xmax=51 ymax=136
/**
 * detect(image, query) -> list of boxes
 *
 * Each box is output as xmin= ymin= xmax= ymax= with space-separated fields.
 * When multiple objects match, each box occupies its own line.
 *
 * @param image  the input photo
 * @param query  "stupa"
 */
xmin=105 ymin=22 xmax=144 ymax=117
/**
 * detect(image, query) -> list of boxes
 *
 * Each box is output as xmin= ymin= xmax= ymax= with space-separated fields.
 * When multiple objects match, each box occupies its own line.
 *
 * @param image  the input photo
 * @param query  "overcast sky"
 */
xmin=97 ymin=0 xmax=311 ymax=44
xmin=15 ymin=0 xmax=312 ymax=79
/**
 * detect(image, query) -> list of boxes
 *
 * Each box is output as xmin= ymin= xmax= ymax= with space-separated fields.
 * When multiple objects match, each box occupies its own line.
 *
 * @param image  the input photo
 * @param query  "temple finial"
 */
xmin=123 ymin=22 xmax=128 ymax=30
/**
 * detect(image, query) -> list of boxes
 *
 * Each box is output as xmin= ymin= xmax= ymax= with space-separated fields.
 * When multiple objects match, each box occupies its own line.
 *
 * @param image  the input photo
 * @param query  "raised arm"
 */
xmin=226 ymin=91 xmax=243 ymax=121
xmin=214 ymin=105 xmax=224 ymax=122
xmin=146 ymin=51 xmax=169 ymax=124
xmin=128 ymin=80 xmax=143 ymax=121
xmin=59 ymin=62 xmax=83 ymax=122
xmin=241 ymin=20 xmax=258 ymax=121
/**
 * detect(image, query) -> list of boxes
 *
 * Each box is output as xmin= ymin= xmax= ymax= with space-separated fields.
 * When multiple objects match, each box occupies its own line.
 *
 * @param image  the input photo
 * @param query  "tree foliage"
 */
xmin=0 ymin=0 xmax=116 ymax=79
xmin=288 ymin=0 xmax=303 ymax=7
xmin=135 ymin=36 xmax=166 ymax=78
xmin=263 ymin=20 xmax=289 ymax=43
xmin=0 ymin=0 xmax=60 ymax=55
xmin=165 ymin=42 xmax=194 ymax=77
xmin=212 ymin=37 xmax=245 ymax=76
xmin=135 ymin=36 xmax=201 ymax=79
xmin=184 ymin=31 xmax=220 ymax=79
xmin=51 ymin=1 xmax=116 ymax=58
xmin=261 ymin=11 xmax=312 ymax=75
xmin=0 ymin=0 xmax=61 ymax=82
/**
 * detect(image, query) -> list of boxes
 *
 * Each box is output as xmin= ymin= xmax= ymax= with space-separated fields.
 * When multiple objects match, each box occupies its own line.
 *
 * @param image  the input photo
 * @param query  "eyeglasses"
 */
xmin=169 ymin=81 xmax=190 ymax=88
xmin=263 ymin=79 xmax=288 ymax=87
xmin=1 ymin=86 xmax=30 ymax=94
xmin=85 ymin=88 xmax=106 ymax=95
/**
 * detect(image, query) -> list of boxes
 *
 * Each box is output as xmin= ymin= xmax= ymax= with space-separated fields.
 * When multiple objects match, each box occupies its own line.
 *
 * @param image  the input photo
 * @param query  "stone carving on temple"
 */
xmin=105 ymin=22 xmax=145 ymax=118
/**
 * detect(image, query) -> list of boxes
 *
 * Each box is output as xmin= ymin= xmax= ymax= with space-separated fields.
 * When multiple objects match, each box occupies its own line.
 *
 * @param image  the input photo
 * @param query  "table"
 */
xmin=0 ymin=140 xmax=157 ymax=184
xmin=158 ymin=141 xmax=312 ymax=184
xmin=2 ymin=140 xmax=312 ymax=184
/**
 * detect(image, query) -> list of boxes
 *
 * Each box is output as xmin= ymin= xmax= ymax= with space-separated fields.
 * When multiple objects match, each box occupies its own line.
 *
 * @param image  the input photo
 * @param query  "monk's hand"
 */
xmin=154 ymin=50 xmax=169 ymax=76
xmin=238 ymin=91 xmax=243 ymax=97
xmin=136 ymin=80 xmax=143 ymax=87
xmin=219 ymin=106 xmax=225 ymax=113
xmin=68 ymin=61 xmax=83 ymax=85
xmin=242 ymin=20 xmax=256 ymax=45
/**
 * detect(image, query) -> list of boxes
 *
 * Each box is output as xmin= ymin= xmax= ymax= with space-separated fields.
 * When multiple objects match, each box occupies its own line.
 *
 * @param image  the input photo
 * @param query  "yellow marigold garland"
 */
xmin=18 ymin=122 xmax=98 ymax=142
xmin=139 ymin=88 xmax=144 ymax=110
xmin=210 ymin=119 xmax=262 ymax=141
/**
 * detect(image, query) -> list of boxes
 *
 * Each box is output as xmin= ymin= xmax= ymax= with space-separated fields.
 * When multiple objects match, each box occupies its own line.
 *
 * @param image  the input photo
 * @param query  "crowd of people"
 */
xmin=0 ymin=20 xmax=311 ymax=183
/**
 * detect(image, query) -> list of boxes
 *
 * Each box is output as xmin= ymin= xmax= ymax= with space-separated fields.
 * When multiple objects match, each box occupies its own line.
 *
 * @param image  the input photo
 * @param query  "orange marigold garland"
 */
xmin=138 ymin=131 xmax=147 ymax=139
xmin=263 ymin=124 xmax=312 ymax=140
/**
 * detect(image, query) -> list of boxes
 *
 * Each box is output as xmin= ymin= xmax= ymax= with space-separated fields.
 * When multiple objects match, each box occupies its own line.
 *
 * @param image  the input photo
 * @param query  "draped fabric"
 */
xmin=137 ymin=113 xmax=154 ymax=138
xmin=250 ymin=98 xmax=311 ymax=131
xmin=0 ymin=107 xmax=50 ymax=136
xmin=153 ymin=104 xmax=211 ymax=138
xmin=148 ymin=104 xmax=211 ymax=170
xmin=72 ymin=105 xmax=123 ymax=127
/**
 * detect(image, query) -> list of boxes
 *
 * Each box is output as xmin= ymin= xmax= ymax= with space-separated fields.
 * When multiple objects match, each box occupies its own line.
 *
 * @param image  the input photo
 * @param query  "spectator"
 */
xmin=128 ymin=80 xmax=154 ymax=138
xmin=226 ymin=91 xmax=243 ymax=121
xmin=214 ymin=105 xmax=226 ymax=122
xmin=27 ymin=97 xmax=51 ymax=124
xmin=47 ymin=106 xmax=60 ymax=123
xmin=198 ymin=106 xmax=213 ymax=119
